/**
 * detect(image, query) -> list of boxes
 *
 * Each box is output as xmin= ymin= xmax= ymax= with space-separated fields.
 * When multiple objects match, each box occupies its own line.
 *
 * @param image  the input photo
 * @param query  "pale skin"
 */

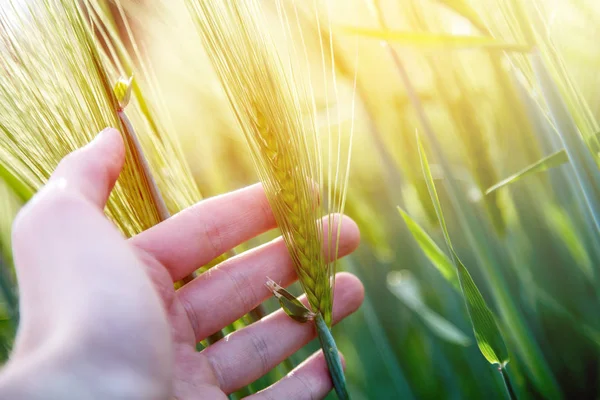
xmin=0 ymin=128 xmax=363 ymax=400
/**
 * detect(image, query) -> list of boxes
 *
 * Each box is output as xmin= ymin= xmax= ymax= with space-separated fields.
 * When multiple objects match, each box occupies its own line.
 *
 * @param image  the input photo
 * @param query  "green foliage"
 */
xmin=398 ymin=207 xmax=459 ymax=290
xmin=416 ymin=134 xmax=510 ymax=366
xmin=453 ymin=253 xmax=509 ymax=365
xmin=486 ymin=150 xmax=568 ymax=194
xmin=266 ymin=279 xmax=315 ymax=323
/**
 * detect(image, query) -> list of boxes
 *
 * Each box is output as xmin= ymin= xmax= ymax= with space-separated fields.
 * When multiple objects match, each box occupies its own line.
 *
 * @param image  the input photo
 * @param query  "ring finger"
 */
xmin=202 ymin=272 xmax=364 ymax=394
xmin=176 ymin=215 xmax=360 ymax=342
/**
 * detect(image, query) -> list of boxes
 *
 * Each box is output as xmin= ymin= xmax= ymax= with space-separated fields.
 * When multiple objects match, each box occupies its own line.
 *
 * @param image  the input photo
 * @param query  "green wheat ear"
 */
xmin=186 ymin=1 xmax=356 ymax=397
xmin=186 ymin=0 xmax=355 ymax=327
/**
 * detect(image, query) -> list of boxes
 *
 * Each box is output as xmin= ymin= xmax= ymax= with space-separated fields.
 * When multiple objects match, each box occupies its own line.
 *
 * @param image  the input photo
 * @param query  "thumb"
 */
xmin=48 ymin=127 xmax=125 ymax=208
xmin=10 ymin=128 xmax=137 ymax=351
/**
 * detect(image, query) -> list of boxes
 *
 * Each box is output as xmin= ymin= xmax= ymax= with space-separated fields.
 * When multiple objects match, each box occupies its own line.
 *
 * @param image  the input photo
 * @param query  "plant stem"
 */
xmin=249 ymin=305 xmax=266 ymax=320
xmin=117 ymin=110 xmax=170 ymax=221
xmin=206 ymin=330 xmax=225 ymax=345
xmin=117 ymin=110 xmax=199 ymax=282
xmin=499 ymin=365 xmax=517 ymax=400
xmin=315 ymin=313 xmax=349 ymax=400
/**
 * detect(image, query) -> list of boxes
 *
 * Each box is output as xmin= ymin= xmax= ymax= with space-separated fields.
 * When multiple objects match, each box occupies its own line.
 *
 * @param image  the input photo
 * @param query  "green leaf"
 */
xmin=0 ymin=159 xmax=34 ymax=203
xmin=338 ymin=26 xmax=532 ymax=52
xmin=485 ymin=149 xmax=568 ymax=194
xmin=398 ymin=207 xmax=459 ymax=290
xmin=417 ymin=132 xmax=510 ymax=366
xmin=454 ymin=251 xmax=509 ymax=364
xmin=266 ymin=278 xmax=315 ymax=323
xmin=416 ymin=135 xmax=452 ymax=247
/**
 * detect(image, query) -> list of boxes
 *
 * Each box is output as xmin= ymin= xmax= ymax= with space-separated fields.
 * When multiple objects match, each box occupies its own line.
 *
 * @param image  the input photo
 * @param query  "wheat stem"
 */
xmin=315 ymin=313 xmax=349 ymax=400
xmin=499 ymin=366 xmax=518 ymax=400
xmin=117 ymin=109 xmax=199 ymax=283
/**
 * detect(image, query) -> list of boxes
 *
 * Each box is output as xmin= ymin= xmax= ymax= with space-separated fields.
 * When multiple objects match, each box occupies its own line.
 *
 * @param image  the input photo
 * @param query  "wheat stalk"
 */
xmin=186 ymin=0 xmax=356 ymax=397
xmin=0 ymin=0 xmax=201 ymax=237
xmin=187 ymin=0 xmax=333 ymax=323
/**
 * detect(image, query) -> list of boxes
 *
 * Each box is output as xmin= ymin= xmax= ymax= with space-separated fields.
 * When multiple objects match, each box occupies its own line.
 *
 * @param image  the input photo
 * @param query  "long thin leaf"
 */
xmin=398 ymin=207 xmax=459 ymax=290
xmin=367 ymin=0 xmax=557 ymax=391
xmin=544 ymin=205 xmax=594 ymax=280
xmin=454 ymin=251 xmax=509 ymax=365
xmin=486 ymin=149 xmax=568 ymax=194
xmin=338 ymin=27 xmax=531 ymax=52
xmin=416 ymin=135 xmax=451 ymax=246
xmin=417 ymin=133 xmax=510 ymax=366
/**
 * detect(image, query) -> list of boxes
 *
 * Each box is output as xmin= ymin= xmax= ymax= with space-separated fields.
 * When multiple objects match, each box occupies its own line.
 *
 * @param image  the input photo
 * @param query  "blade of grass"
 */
xmin=544 ymin=205 xmax=595 ymax=280
xmin=338 ymin=27 xmax=531 ymax=52
xmin=486 ymin=149 xmax=568 ymax=194
xmin=398 ymin=207 xmax=459 ymax=290
xmin=452 ymin=253 xmax=509 ymax=365
xmin=417 ymin=136 xmax=509 ymax=364
xmin=417 ymin=134 xmax=512 ymax=395
xmin=531 ymin=52 xmax=600 ymax=235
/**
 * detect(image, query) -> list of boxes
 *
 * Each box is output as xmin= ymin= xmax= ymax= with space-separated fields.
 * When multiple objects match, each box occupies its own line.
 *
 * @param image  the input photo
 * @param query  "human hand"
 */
xmin=0 ymin=128 xmax=363 ymax=400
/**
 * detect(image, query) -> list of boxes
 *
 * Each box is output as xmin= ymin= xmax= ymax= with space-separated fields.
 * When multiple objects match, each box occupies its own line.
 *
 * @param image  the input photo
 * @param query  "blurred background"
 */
xmin=1 ymin=0 xmax=600 ymax=399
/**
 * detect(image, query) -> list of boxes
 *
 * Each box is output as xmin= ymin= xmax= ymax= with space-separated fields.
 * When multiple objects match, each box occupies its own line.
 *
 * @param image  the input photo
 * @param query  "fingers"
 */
xmin=247 ymin=351 xmax=345 ymax=400
xmin=177 ymin=215 xmax=360 ymax=341
xmin=204 ymin=273 xmax=363 ymax=394
xmin=48 ymin=127 xmax=125 ymax=208
xmin=130 ymin=183 xmax=277 ymax=281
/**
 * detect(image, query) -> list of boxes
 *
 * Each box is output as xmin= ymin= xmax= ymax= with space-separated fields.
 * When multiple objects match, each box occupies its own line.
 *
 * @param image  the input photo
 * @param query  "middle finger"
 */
xmin=176 ymin=214 xmax=360 ymax=342
xmin=204 ymin=272 xmax=364 ymax=394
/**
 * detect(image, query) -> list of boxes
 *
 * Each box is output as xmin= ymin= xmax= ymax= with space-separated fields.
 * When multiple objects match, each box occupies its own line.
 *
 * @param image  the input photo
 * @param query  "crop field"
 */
xmin=0 ymin=0 xmax=599 ymax=399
